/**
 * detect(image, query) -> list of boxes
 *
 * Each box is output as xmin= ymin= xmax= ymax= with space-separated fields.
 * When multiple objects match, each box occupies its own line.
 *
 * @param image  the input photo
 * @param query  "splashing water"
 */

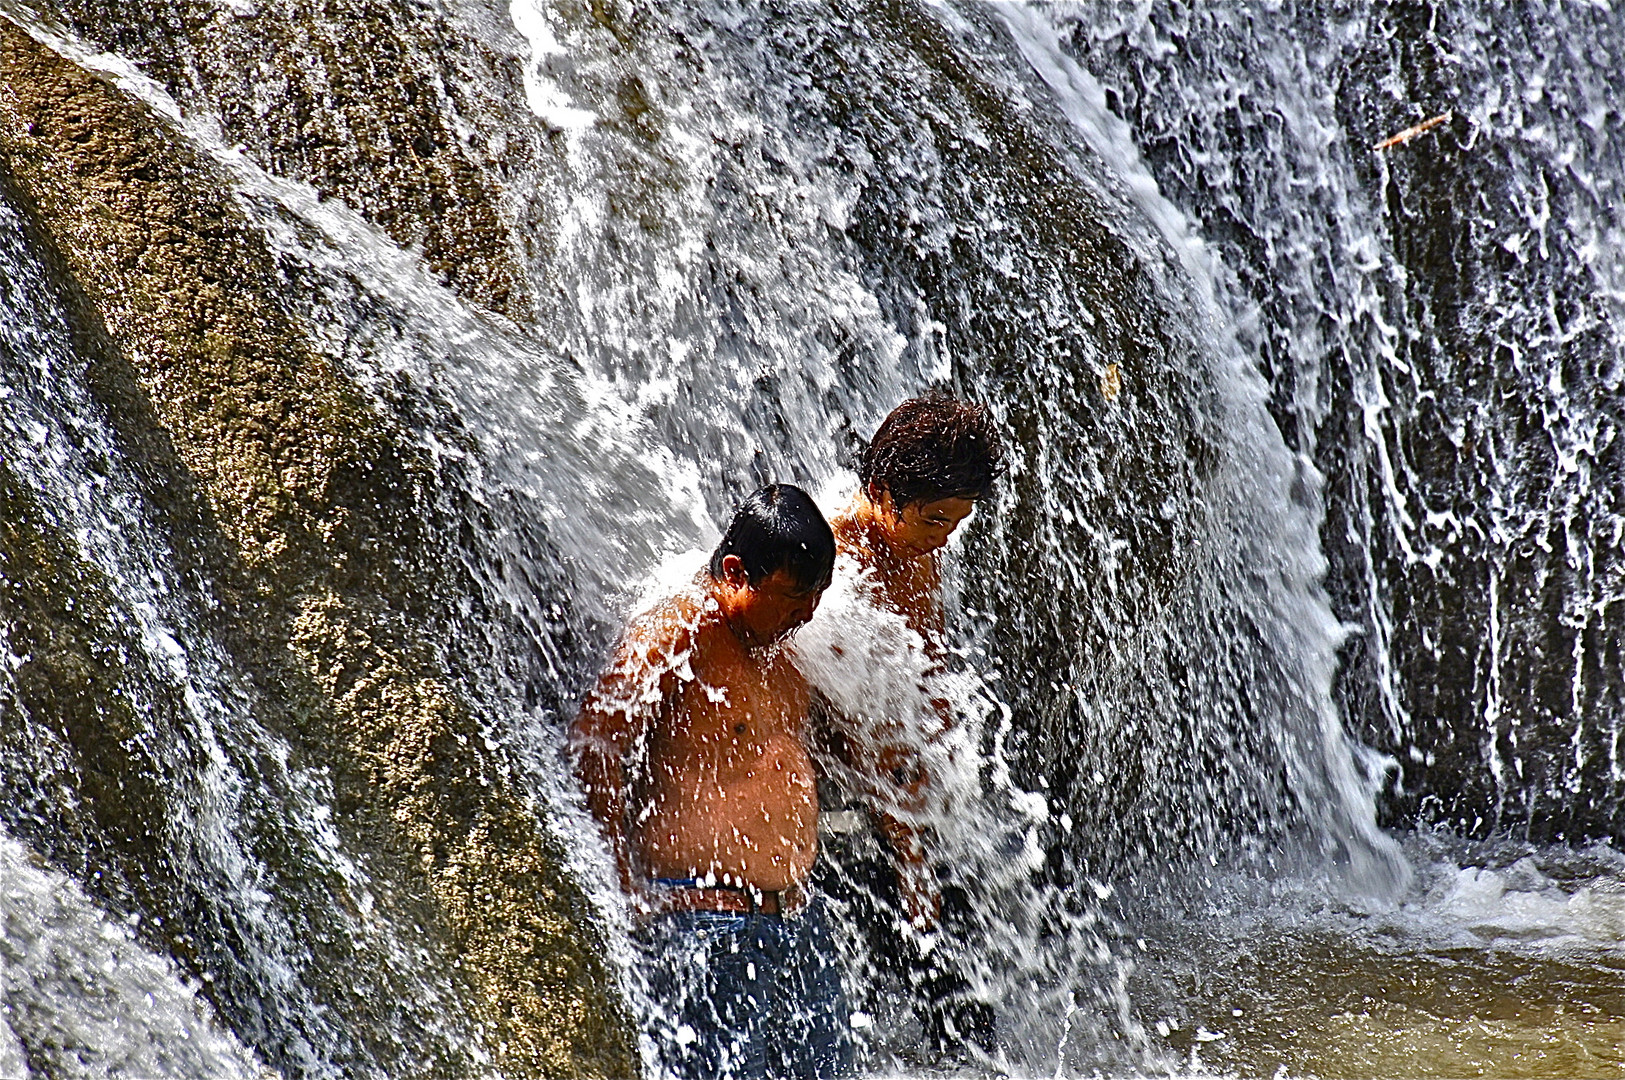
xmin=0 ymin=834 xmax=269 ymax=1080
xmin=2 ymin=0 xmax=1622 ymax=1077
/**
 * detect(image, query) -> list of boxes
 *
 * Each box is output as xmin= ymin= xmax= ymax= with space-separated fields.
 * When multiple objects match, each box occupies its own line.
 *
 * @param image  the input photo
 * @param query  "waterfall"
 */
xmin=2 ymin=0 xmax=1621 ymax=1077
xmin=1048 ymin=0 xmax=1625 ymax=840
xmin=0 ymin=119 xmax=497 ymax=1079
xmin=0 ymin=835 xmax=266 ymax=1080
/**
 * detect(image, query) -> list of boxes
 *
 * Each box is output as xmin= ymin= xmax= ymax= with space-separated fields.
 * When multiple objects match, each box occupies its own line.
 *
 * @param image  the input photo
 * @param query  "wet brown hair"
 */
xmin=857 ymin=396 xmax=1005 ymax=507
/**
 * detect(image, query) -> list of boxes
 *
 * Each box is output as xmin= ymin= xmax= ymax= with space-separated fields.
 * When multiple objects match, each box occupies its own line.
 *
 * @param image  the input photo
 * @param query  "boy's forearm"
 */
xmin=570 ymin=730 xmax=636 ymax=891
xmin=877 ymin=810 xmax=925 ymax=867
xmin=878 ymin=810 xmax=941 ymax=927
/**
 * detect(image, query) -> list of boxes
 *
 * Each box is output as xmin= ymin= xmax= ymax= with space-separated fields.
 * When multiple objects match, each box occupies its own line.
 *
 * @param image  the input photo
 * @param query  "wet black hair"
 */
xmin=708 ymin=484 xmax=835 ymax=592
xmin=858 ymin=396 xmax=1005 ymax=507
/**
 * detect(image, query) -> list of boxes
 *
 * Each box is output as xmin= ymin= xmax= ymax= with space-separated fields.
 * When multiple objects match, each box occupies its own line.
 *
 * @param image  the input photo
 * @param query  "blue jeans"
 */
xmin=639 ymin=899 xmax=854 ymax=1079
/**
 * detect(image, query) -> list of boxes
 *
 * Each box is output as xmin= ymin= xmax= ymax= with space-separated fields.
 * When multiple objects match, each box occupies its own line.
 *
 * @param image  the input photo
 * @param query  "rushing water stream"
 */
xmin=1 ymin=1 xmax=1622 ymax=1077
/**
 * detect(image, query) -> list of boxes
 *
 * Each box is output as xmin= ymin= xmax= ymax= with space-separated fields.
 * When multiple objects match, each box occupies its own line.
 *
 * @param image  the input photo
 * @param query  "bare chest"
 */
xmin=666 ymin=639 xmax=809 ymax=750
xmin=873 ymin=563 xmax=940 ymax=641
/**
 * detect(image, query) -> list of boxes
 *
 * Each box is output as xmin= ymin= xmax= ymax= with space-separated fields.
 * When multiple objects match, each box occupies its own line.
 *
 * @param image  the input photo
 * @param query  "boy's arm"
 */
xmin=889 ymin=557 xmax=952 ymax=928
xmin=874 ymin=747 xmax=942 ymax=930
xmin=567 ymin=615 xmax=674 ymax=896
xmin=569 ymin=699 xmax=637 ymax=893
xmin=806 ymin=688 xmax=941 ymax=927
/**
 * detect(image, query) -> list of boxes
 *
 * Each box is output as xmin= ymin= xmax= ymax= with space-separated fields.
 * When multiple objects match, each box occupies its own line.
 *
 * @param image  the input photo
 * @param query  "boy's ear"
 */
xmin=718 ymin=553 xmax=750 ymax=586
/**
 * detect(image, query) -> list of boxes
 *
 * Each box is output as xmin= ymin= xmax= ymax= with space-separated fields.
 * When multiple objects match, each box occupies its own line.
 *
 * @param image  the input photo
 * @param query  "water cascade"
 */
xmin=1 ymin=1 xmax=1620 ymax=1077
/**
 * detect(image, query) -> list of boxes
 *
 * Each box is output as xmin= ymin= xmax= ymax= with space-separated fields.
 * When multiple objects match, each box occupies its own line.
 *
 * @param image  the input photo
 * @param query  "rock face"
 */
xmin=53 ymin=0 xmax=539 ymax=319
xmin=0 ymin=3 xmax=1348 ymax=1068
xmin=1058 ymin=0 xmax=1625 ymax=842
xmin=1325 ymin=4 xmax=1625 ymax=842
xmin=0 ymin=18 xmax=632 ymax=1079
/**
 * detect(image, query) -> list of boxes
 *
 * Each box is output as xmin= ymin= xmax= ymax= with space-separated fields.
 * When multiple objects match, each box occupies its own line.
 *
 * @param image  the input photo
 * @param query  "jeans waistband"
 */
xmin=647 ymin=878 xmax=805 ymax=917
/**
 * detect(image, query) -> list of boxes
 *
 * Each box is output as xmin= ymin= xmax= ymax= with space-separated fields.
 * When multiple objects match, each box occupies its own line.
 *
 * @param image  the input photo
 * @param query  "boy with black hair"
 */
xmin=570 ymin=484 xmax=851 ymax=1080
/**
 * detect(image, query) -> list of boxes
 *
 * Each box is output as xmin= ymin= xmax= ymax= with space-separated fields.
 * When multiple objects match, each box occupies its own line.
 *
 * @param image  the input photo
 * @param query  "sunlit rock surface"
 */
xmin=51 ymin=0 xmax=538 ymax=318
xmin=0 ymin=19 xmax=631 ymax=1078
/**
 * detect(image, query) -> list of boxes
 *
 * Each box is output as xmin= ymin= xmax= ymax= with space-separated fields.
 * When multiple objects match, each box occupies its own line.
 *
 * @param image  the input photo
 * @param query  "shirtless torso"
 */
xmin=572 ymin=566 xmax=825 ymax=902
xmin=632 ymin=593 xmax=818 ymax=890
xmin=830 ymin=509 xmax=947 ymax=643
xmin=816 ymin=490 xmax=977 ymax=926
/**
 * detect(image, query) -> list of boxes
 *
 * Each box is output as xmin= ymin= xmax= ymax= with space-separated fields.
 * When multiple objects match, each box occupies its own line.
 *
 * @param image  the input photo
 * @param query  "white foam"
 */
xmin=1197 ymin=832 xmax=1625 ymax=959
xmin=0 ymin=834 xmax=266 ymax=1080
xmin=1402 ymin=844 xmax=1625 ymax=954
xmin=508 ymin=0 xmax=598 ymax=140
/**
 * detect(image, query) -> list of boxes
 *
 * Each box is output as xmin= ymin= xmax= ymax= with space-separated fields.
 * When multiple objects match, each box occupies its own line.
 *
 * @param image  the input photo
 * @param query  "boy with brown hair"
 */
xmin=797 ymin=395 xmax=1005 ymax=1064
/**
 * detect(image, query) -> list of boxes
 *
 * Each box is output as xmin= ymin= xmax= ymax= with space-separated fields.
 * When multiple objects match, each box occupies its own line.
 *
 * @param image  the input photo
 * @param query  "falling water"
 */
xmin=0 ymin=835 xmax=267 ymax=1080
xmin=2 ymin=0 xmax=1622 ymax=1077
xmin=1049 ymin=0 xmax=1625 ymax=838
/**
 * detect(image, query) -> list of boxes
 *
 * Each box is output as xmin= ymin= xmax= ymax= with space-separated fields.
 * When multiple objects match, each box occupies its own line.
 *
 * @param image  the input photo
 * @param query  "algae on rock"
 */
xmin=52 ymin=0 xmax=544 ymax=319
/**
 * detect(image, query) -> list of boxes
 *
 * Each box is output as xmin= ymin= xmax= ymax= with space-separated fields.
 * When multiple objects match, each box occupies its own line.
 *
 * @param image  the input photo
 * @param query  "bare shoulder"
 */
xmin=578 ymin=590 xmax=708 ymax=726
xmin=830 ymin=513 xmax=879 ymax=573
xmin=614 ymin=584 xmax=705 ymax=652
xmin=829 ymin=495 xmax=865 ymax=542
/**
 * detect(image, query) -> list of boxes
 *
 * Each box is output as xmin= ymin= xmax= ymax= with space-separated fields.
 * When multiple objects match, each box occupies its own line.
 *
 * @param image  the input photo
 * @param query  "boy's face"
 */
xmin=882 ymin=494 xmax=977 ymax=556
xmin=739 ymin=569 xmax=826 ymax=644
xmin=716 ymin=557 xmax=827 ymax=646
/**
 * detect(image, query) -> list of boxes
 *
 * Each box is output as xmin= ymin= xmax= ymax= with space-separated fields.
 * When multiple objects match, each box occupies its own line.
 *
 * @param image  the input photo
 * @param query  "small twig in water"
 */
xmin=1373 ymin=110 xmax=1454 ymax=151
xmin=1100 ymin=363 xmax=1122 ymax=403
